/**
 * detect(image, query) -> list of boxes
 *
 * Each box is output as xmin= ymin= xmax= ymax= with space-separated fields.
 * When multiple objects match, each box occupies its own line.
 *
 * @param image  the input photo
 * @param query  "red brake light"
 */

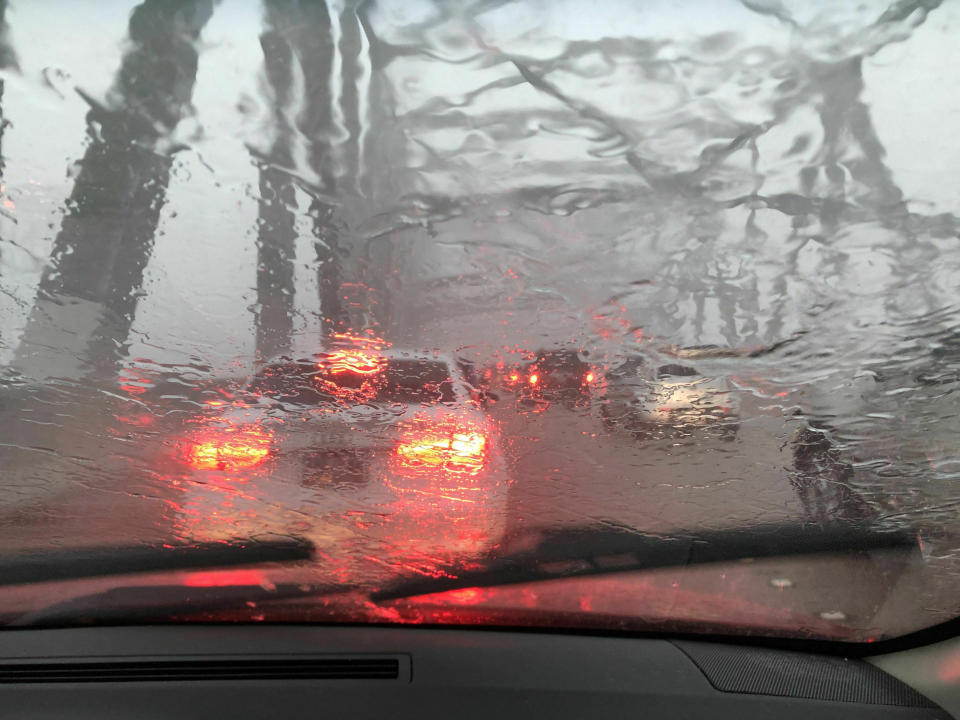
xmin=528 ymin=373 xmax=539 ymax=385
xmin=321 ymin=348 xmax=384 ymax=376
xmin=186 ymin=426 xmax=272 ymax=471
xmin=315 ymin=334 xmax=388 ymax=401
xmin=584 ymin=372 xmax=595 ymax=384
xmin=393 ymin=420 xmax=488 ymax=477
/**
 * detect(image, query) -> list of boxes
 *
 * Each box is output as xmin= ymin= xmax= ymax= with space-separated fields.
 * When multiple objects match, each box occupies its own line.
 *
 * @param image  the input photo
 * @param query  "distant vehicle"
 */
xmin=172 ymin=340 xmax=510 ymax=573
xmin=600 ymin=356 xmax=739 ymax=441
xmin=470 ymin=348 xmax=603 ymax=409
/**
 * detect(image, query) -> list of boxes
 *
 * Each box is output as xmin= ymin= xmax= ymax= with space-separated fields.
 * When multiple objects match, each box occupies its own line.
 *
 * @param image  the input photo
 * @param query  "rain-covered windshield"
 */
xmin=0 ymin=0 xmax=958 ymax=642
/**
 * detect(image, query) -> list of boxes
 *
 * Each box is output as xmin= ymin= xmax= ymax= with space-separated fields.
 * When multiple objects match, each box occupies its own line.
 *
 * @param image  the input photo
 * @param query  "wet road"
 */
xmin=0 ymin=0 xmax=959 ymax=639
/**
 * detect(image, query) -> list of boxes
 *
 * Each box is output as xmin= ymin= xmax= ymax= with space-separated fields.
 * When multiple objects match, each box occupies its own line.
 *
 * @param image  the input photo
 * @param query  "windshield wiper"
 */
xmin=373 ymin=522 xmax=920 ymax=601
xmin=9 ymin=581 xmax=338 ymax=627
xmin=0 ymin=537 xmax=314 ymax=587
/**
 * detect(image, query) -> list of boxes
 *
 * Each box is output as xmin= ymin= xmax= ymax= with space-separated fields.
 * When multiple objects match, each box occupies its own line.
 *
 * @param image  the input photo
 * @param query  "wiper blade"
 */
xmin=9 ymin=582 xmax=338 ymax=627
xmin=0 ymin=537 xmax=314 ymax=587
xmin=373 ymin=522 xmax=919 ymax=601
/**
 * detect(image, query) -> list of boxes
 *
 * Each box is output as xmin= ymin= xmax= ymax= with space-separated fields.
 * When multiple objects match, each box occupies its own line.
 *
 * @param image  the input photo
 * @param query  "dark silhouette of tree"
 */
xmin=12 ymin=0 xmax=214 ymax=381
xmin=253 ymin=0 xmax=376 ymax=358
xmin=0 ymin=0 xmax=17 ymax=318
xmin=253 ymin=0 xmax=335 ymax=359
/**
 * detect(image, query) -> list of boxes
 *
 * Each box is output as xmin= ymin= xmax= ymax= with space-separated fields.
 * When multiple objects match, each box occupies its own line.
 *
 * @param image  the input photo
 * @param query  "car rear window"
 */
xmin=248 ymin=359 xmax=456 ymax=406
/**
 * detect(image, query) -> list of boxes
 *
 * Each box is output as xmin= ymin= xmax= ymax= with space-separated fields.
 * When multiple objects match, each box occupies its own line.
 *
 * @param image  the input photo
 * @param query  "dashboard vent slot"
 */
xmin=0 ymin=657 xmax=402 ymax=683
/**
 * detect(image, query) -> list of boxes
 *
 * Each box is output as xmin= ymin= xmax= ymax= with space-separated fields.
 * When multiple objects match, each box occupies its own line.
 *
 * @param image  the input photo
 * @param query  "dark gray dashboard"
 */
xmin=0 ymin=625 xmax=945 ymax=718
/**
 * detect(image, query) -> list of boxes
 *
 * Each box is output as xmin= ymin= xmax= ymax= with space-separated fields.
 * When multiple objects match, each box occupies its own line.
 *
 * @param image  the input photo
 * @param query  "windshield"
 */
xmin=0 ymin=0 xmax=958 ymax=643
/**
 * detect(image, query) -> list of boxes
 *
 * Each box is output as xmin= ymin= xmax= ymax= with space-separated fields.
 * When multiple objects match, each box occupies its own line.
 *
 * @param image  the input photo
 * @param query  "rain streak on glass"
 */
xmin=0 ymin=0 xmax=958 ymax=640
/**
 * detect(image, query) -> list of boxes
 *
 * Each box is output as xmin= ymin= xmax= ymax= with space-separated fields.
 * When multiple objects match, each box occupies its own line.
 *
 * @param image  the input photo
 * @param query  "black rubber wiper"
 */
xmin=0 ymin=537 xmax=314 ymax=587
xmin=9 ymin=581 xmax=340 ymax=627
xmin=373 ymin=522 xmax=920 ymax=601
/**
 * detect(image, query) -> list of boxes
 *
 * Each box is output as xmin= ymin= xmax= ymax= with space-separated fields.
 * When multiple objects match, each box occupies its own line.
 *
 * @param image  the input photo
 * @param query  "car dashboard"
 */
xmin=0 ymin=624 xmax=949 ymax=719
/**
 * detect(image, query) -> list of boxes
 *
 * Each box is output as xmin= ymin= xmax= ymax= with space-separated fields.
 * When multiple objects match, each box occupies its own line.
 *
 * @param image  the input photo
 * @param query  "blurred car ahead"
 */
xmin=170 ymin=340 xmax=510 ymax=579
xmin=600 ymin=357 xmax=739 ymax=441
xmin=470 ymin=348 xmax=603 ymax=410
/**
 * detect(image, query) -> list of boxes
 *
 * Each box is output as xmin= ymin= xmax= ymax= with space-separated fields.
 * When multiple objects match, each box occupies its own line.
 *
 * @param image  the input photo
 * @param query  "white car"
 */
xmin=170 ymin=342 xmax=510 ymax=583
xmin=600 ymin=358 xmax=739 ymax=441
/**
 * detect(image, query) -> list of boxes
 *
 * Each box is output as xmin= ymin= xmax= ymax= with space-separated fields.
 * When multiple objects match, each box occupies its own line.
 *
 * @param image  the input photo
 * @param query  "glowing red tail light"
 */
xmin=393 ymin=420 xmax=488 ymax=477
xmin=320 ymin=348 xmax=384 ymax=376
xmin=319 ymin=333 xmax=386 ymax=377
xmin=185 ymin=426 xmax=272 ymax=471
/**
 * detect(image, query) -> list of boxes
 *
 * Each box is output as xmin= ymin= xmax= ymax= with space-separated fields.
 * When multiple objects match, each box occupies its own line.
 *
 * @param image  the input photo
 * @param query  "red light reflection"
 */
xmin=186 ymin=425 xmax=272 ymax=471
xmin=118 ymin=368 xmax=152 ymax=396
xmin=528 ymin=373 xmax=539 ymax=385
xmin=938 ymin=654 xmax=960 ymax=682
xmin=442 ymin=587 xmax=486 ymax=605
xmin=183 ymin=569 xmax=268 ymax=587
